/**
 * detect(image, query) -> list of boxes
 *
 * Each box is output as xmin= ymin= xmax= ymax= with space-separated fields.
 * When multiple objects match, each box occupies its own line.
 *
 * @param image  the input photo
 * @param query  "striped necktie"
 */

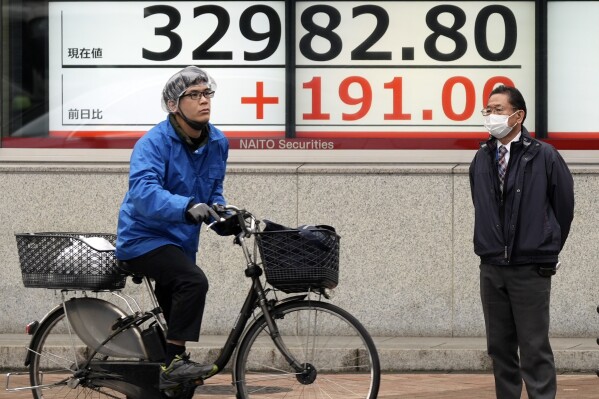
xmin=497 ymin=145 xmax=508 ymax=194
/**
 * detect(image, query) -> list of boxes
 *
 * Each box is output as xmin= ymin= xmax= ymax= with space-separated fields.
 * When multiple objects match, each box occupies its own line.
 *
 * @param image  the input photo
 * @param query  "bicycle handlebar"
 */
xmin=206 ymin=204 xmax=258 ymax=237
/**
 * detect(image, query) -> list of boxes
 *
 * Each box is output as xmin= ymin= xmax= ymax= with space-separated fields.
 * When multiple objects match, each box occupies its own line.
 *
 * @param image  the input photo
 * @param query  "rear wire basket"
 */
xmin=15 ymin=233 xmax=126 ymax=290
xmin=256 ymin=229 xmax=340 ymax=293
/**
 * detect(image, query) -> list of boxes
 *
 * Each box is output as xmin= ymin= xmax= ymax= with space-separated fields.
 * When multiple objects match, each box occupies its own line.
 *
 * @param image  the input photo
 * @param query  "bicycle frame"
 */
xmin=209 ymin=207 xmax=316 ymax=375
xmin=211 ymin=268 xmax=308 ymax=374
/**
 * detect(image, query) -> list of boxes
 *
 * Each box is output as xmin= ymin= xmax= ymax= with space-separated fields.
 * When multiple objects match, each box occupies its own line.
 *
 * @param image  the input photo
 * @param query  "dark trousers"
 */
xmin=122 ymin=245 xmax=209 ymax=342
xmin=480 ymin=263 xmax=556 ymax=399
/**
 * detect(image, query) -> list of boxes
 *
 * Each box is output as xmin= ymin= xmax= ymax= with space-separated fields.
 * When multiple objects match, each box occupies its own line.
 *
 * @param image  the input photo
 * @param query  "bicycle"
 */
xmin=7 ymin=205 xmax=381 ymax=399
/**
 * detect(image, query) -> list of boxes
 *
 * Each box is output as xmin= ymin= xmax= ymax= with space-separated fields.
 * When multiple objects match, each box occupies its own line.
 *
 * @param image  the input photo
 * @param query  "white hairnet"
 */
xmin=161 ymin=66 xmax=217 ymax=113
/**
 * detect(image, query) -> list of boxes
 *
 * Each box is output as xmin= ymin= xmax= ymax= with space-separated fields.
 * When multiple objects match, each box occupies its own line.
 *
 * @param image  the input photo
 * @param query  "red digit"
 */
xmin=339 ymin=76 xmax=372 ymax=121
xmin=384 ymin=77 xmax=411 ymax=120
xmin=442 ymin=76 xmax=476 ymax=121
xmin=302 ymin=77 xmax=330 ymax=120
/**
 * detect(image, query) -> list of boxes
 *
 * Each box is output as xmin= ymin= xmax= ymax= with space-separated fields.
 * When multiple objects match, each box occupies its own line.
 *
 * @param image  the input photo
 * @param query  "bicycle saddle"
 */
xmin=116 ymin=260 xmax=145 ymax=284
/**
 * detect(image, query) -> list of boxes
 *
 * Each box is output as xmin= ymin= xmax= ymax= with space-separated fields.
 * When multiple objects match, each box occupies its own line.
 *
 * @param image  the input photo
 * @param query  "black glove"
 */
xmin=212 ymin=203 xmax=227 ymax=213
xmin=186 ymin=203 xmax=219 ymax=224
xmin=207 ymin=203 xmax=242 ymax=236
xmin=210 ymin=213 xmax=243 ymax=236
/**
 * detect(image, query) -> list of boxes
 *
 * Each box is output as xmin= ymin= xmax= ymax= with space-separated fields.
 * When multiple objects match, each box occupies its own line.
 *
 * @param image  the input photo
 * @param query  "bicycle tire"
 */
xmin=28 ymin=305 xmax=137 ymax=399
xmin=234 ymin=300 xmax=380 ymax=399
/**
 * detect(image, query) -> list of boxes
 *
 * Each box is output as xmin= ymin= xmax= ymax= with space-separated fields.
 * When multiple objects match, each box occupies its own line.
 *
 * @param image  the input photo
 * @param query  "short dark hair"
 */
xmin=489 ymin=85 xmax=527 ymax=124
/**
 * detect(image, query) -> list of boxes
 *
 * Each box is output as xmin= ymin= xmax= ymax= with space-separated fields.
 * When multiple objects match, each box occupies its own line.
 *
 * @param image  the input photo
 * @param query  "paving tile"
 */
xmin=2 ymin=372 xmax=597 ymax=398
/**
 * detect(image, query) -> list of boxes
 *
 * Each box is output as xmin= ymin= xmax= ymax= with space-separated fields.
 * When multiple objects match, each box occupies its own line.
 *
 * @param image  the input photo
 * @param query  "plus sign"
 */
xmin=241 ymin=82 xmax=279 ymax=119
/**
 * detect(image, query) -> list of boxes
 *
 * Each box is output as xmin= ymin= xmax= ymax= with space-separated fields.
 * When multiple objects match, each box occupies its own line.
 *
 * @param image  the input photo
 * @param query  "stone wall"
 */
xmin=1 ymin=162 xmax=597 ymax=337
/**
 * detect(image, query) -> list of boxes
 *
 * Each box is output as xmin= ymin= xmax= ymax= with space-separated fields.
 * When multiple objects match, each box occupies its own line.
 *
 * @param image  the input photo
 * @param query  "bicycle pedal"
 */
xmin=163 ymin=378 xmax=201 ymax=396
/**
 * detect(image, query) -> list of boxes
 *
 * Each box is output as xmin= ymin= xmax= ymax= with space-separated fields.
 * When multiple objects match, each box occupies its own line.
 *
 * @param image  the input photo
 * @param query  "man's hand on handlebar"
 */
xmin=208 ymin=204 xmax=243 ymax=237
xmin=186 ymin=203 xmax=221 ymax=224
xmin=212 ymin=203 xmax=227 ymax=214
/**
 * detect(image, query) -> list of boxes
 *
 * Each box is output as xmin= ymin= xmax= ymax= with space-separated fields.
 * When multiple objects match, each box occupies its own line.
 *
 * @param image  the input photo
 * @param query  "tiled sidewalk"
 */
xmin=2 ymin=372 xmax=598 ymax=398
xmin=2 ymin=334 xmax=598 ymax=397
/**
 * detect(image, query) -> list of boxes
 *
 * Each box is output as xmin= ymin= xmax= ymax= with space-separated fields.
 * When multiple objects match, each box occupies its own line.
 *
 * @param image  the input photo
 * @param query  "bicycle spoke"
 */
xmin=27 ymin=348 xmax=78 ymax=373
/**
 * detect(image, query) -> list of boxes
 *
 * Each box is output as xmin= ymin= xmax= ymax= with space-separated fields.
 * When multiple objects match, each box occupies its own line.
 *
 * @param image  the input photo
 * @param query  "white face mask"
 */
xmin=484 ymin=111 xmax=518 ymax=139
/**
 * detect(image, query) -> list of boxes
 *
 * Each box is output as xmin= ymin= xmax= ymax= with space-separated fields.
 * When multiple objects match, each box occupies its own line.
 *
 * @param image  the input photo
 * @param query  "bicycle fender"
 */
xmin=65 ymin=297 xmax=148 ymax=359
xmin=242 ymin=295 xmax=307 ymax=329
xmin=275 ymin=295 xmax=307 ymax=306
xmin=24 ymin=303 xmax=64 ymax=366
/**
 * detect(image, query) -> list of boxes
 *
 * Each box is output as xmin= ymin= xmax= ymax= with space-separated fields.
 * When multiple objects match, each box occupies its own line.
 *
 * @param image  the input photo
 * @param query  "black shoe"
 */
xmin=159 ymin=353 xmax=217 ymax=391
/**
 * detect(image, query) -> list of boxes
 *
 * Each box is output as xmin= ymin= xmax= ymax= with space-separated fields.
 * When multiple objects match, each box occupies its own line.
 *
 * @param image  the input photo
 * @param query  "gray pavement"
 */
xmin=2 ymin=335 xmax=599 ymax=398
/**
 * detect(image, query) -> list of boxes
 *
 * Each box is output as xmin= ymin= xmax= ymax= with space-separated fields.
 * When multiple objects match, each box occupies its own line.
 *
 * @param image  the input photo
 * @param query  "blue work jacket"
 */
xmin=116 ymin=117 xmax=228 ymax=261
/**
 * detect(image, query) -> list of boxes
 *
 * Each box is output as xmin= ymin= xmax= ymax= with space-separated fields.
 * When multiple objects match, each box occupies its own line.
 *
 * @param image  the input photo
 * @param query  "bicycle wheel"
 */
xmin=234 ymin=300 xmax=380 ymax=399
xmin=28 ymin=305 xmax=132 ymax=399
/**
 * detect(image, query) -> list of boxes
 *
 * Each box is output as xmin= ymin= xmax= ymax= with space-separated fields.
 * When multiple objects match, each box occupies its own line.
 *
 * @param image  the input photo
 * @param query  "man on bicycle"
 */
xmin=116 ymin=66 xmax=229 ymax=392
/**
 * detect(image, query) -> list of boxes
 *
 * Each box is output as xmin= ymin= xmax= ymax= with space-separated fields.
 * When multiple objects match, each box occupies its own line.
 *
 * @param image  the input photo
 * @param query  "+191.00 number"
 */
xmin=142 ymin=4 xmax=517 ymax=62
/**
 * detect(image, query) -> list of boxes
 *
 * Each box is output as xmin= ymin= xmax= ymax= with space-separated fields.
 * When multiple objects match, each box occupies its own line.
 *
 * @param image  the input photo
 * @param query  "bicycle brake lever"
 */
xmin=206 ymin=218 xmax=225 ymax=231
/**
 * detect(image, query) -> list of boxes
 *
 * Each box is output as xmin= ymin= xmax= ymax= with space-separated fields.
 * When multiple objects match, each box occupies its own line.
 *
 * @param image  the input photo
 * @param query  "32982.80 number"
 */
xmin=142 ymin=3 xmax=518 ymax=63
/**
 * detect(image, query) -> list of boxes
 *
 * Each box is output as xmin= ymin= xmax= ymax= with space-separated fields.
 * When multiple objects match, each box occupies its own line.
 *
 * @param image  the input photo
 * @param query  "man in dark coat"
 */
xmin=469 ymin=85 xmax=574 ymax=399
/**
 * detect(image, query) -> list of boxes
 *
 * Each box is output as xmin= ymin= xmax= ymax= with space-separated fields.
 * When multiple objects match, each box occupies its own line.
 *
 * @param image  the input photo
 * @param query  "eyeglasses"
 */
xmin=481 ymin=107 xmax=516 ymax=116
xmin=180 ymin=90 xmax=215 ymax=100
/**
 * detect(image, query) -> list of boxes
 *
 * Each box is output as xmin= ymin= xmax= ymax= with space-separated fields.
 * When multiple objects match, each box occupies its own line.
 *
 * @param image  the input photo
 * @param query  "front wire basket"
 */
xmin=15 ymin=232 xmax=126 ymax=290
xmin=256 ymin=228 xmax=340 ymax=293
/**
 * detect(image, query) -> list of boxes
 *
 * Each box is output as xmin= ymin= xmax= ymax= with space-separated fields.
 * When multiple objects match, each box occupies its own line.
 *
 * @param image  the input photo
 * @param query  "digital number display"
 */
xmin=48 ymin=1 xmax=535 ymax=148
xmin=141 ymin=4 xmax=283 ymax=62
xmin=48 ymin=1 xmax=287 ymax=138
xmin=293 ymin=2 xmax=534 ymax=137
